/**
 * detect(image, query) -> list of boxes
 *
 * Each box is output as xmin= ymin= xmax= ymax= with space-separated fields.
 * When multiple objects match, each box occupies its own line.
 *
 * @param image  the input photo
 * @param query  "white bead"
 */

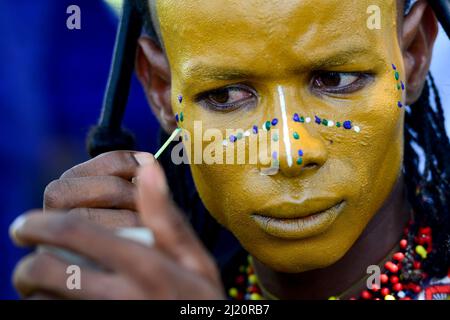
xmin=397 ymin=291 xmax=405 ymax=298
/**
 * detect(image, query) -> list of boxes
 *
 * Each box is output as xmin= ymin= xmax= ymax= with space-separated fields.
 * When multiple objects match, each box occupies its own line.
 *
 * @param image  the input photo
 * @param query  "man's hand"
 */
xmin=11 ymin=161 xmax=225 ymax=299
xmin=43 ymin=151 xmax=155 ymax=229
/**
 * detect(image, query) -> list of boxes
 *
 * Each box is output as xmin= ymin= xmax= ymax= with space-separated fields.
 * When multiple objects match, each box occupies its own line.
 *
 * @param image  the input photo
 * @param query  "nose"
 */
xmin=274 ymin=86 xmax=328 ymax=178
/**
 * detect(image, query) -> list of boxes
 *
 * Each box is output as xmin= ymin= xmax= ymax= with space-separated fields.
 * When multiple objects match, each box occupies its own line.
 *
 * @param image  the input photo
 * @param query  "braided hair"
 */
xmin=404 ymin=73 xmax=450 ymax=277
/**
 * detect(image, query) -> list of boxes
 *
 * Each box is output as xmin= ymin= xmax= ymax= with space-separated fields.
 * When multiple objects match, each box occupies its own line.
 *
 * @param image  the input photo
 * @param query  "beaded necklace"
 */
xmin=227 ymin=219 xmax=432 ymax=300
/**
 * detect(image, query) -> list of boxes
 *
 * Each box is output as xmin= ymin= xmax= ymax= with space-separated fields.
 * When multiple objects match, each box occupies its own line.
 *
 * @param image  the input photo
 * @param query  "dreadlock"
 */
xmin=404 ymin=73 xmax=450 ymax=277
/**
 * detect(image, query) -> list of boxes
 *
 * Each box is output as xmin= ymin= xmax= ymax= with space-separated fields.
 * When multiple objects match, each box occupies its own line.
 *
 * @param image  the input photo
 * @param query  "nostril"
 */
xmin=303 ymin=163 xmax=317 ymax=170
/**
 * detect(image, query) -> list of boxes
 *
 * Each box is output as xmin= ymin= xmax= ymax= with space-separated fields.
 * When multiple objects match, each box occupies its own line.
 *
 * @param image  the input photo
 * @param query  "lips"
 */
xmin=251 ymin=200 xmax=345 ymax=239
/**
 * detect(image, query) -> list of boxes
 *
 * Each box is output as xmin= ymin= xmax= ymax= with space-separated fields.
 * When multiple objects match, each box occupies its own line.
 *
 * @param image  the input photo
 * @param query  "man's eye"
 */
xmin=311 ymin=72 xmax=372 ymax=94
xmin=199 ymin=85 xmax=257 ymax=111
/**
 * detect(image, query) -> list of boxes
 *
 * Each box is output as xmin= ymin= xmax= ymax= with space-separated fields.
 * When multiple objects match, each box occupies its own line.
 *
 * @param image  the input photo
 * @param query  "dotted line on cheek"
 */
xmin=392 ymin=63 xmax=405 ymax=108
xmin=293 ymin=113 xmax=361 ymax=133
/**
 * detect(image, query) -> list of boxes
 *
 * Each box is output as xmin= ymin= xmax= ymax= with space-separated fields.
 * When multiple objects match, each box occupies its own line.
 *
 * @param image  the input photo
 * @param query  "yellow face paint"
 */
xmin=156 ymin=0 xmax=405 ymax=272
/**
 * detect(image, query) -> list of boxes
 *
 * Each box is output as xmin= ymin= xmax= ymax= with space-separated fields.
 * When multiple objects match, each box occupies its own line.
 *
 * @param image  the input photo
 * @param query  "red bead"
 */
xmin=236 ymin=275 xmax=245 ymax=285
xmin=381 ymin=288 xmax=390 ymax=297
xmin=361 ymin=290 xmax=372 ymax=300
xmin=236 ymin=292 xmax=244 ymax=300
xmin=385 ymin=261 xmax=399 ymax=273
xmin=371 ymin=284 xmax=380 ymax=292
xmin=416 ymin=237 xmax=425 ymax=245
xmin=380 ymin=274 xmax=389 ymax=284
xmin=400 ymin=239 xmax=408 ymax=249
xmin=374 ymin=298 xmax=381 ymax=300
xmin=390 ymin=275 xmax=399 ymax=284
xmin=393 ymin=283 xmax=403 ymax=291
xmin=393 ymin=252 xmax=405 ymax=261
xmin=400 ymin=297 xmax=412 ymax=300
xmin=413 ymin=261 xmax=421 ymax=270
xmin=350 ymin=297 xmax=357 ymax=300
xmin=249 ymin=285 xmax=260 ymax=294
xmin=412 ymin=285 xmax=422 ymax=293
xmin=420 ymin=227 xmax=431 ymax=235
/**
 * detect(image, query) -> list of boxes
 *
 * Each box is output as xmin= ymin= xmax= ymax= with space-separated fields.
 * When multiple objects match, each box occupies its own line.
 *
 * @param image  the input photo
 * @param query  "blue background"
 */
xmin=0 ymin=1 xmax=448 ymax=299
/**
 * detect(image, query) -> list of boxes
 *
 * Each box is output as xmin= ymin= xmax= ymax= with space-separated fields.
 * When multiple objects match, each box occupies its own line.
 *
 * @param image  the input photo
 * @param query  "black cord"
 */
xmin=428 ymin=0 xmax=450 ymax=38
xmin=87 ymin=0 xmax=142 ymax=157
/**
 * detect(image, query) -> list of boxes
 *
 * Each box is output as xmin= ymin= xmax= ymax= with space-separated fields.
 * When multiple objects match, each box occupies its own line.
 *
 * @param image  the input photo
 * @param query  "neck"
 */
xmin=253 ymin=174 xmax=410 ymax=300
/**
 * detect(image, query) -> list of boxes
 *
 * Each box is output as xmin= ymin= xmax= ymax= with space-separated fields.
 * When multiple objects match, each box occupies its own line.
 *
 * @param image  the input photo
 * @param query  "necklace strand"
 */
xmin=227 ymin=218 xmax=432 ymax=300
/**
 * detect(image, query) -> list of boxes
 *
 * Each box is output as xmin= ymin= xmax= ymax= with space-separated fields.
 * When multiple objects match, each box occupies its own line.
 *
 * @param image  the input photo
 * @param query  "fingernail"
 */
xmin=9 ymin=215 xmax=26 ymax=241
xmin=134 ymin=152 xmax=155 ymax=166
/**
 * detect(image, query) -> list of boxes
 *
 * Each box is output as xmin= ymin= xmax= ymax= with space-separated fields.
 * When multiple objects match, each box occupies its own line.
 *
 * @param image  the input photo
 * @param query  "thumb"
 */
xmin=136 ymin=163 xmax=216 ymax=278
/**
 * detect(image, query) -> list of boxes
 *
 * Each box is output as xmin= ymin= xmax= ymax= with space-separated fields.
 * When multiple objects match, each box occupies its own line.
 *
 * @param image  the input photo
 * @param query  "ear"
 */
xmin=401 ymin=1 xmax=439 ymax=105
xmin=136 ymin=36 xmax=176 ymax=133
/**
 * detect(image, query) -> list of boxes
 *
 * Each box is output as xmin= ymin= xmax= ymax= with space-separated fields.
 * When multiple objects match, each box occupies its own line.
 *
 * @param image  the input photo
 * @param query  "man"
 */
xmin=10 ymin=0 xmax=450 ymax=299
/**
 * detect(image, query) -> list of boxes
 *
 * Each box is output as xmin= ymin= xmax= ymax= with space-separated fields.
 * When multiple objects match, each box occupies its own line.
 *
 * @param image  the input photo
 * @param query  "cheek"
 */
xmin=335 ymin=70 xmax=405 ymax=219
xmin=190 ymin=164 xmax=260 ymax=228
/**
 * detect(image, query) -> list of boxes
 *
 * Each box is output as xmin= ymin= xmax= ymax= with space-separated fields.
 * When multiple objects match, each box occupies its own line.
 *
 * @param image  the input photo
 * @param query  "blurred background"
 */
xmin=0 ymin=0 xmax=449 ymax=299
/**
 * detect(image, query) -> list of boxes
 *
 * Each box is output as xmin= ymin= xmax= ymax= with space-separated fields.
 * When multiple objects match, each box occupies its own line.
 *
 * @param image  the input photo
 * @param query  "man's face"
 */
xmin=157 ymin=0 xmax=405 ymax=272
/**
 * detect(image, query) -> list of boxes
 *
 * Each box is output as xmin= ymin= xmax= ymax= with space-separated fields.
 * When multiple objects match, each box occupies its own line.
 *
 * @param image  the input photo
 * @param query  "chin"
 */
xmin=242 ymin=234 xmax=352 ymax=273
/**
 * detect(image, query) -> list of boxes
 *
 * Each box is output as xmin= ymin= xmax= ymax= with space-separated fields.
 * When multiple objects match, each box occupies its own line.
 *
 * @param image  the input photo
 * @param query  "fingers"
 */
xmin=10 ymin=211 xmax=162 ymax=274
xmin=60 ymin=151 xmax=154 ymax=180
xmin=13 ymin=251 xmax=127 ymax=299
xmin=66 ymin=208 xmax=139 ymax=229
xmin=136 ymin=164 xmax=219 ymax=281
xmin=44 ymin=176 xmax=137 ymax=211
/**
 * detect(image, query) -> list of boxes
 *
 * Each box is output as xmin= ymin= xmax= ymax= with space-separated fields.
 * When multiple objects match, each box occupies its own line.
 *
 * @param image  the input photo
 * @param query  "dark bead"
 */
xmin=315 ymin=116 xmax=321 ymax=124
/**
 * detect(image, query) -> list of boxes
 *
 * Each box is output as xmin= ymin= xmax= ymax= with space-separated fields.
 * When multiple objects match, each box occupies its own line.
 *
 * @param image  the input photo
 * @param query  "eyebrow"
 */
xmin=182 ymin=46 xmax=375 ymax=81
xmin=182 ymin=64 xmax=254 ymax=81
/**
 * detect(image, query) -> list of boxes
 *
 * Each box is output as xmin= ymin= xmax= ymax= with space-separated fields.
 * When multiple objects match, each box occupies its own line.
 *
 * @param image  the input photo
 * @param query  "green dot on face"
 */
xmin=336 ymin=122 xmax=341 ymax=128
xmin=265 ymin=121 xmax=271 ymax=131
xmin=180 ymin=112 xmax=184 ymax=122
xmin=297 ymin=157 xmax=303 ymax=165
xmin=395 ymin=71 xmax=399 ymax=80
xmin=237 ymin=132 xmax=243 ymax=140
xmin=322 ymin=119 xmax=328 ymax=126
xmin=293 ymin=132 xmax=300 ymax=139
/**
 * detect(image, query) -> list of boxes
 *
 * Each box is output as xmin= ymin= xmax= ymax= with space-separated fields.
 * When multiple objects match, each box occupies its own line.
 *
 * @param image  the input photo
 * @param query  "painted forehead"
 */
xmin=157 ymin=1 xmax=400 ymax=75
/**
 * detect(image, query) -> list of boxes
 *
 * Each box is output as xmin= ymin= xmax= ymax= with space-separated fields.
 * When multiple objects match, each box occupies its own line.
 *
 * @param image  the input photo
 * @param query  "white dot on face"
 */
xmin=244 ymin=130 xmax=251 ymax=137
xmin=354 ymin=126 xmax=361 ymax=133
xmin=328 ymin=120 xmax=334 ymax=127
xmin=222 ymin=140 xmax=228 ymax=146
xmin=305 ymin=117 xmax=311 ymax=123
